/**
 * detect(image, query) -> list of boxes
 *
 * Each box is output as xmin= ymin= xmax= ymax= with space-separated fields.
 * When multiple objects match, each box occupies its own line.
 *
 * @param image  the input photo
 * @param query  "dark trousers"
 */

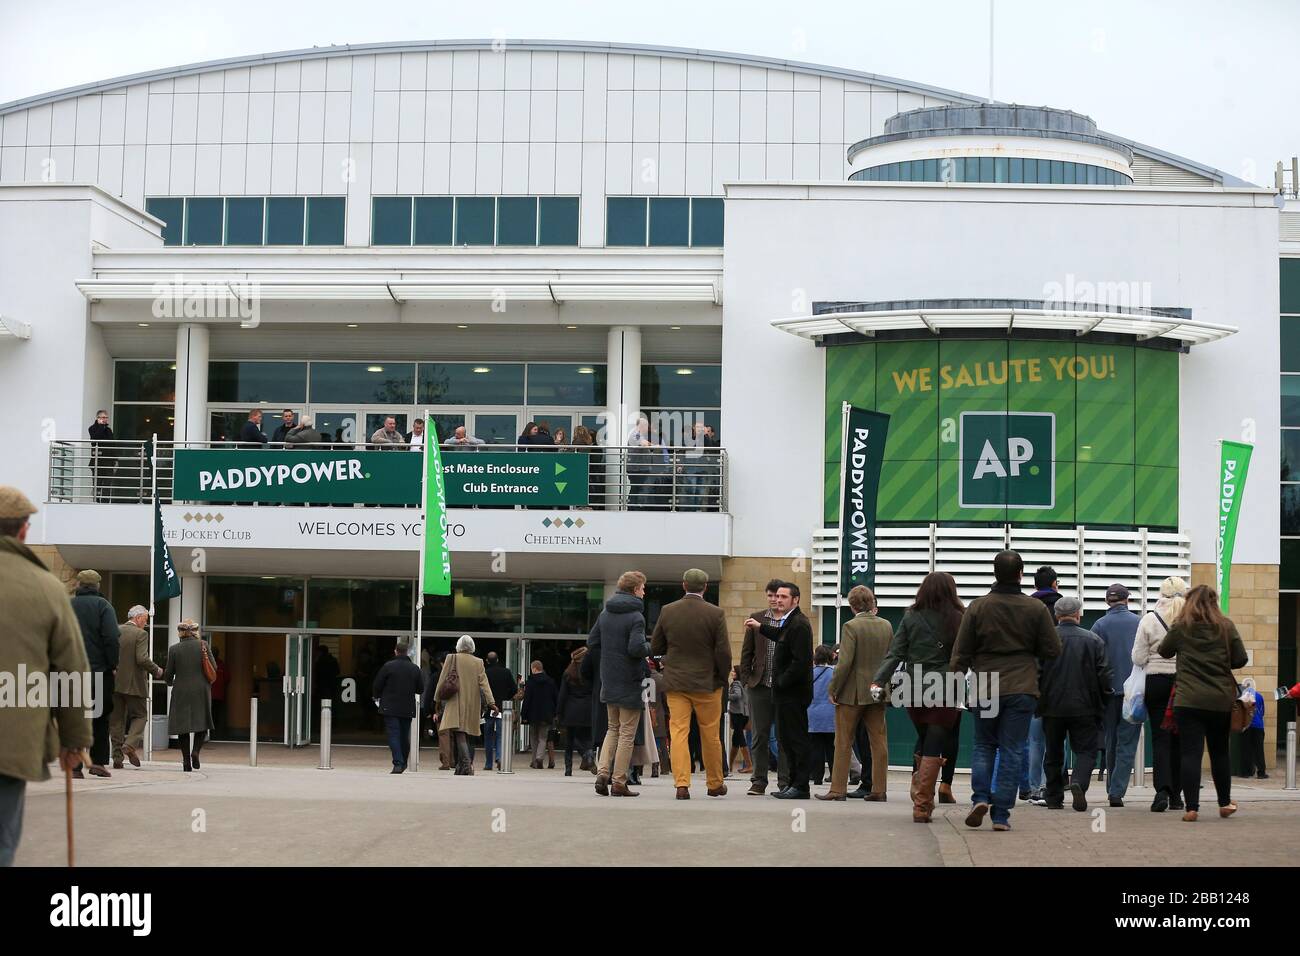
xmin=1239 ymin=728 xmax=1267 ymax=776
xmin=88 ymin=670 xmax=115 ymax=767
xmin=1145 ymin=673 xmax=1182 ymax=799
xmin=384 ymin=715 xmax=411 ymax=769
xmin=563 ymin=726 xmax=592 ymax=766
xmin=809 ymin=732 xmax=835 ymax=785
xmin=747 ymin=684 xmax=789 ymax=789
xmin=1101 ymin=695 xmax=1122 ymax=775
xmin=1175 ymin=707 xmax=1232 ymax=812
xmin=1042 ymin=714 xmax=1100 ymax=804
xmin=774 ymin=695 xmax=812 ymax=791
xmin=911 ymin=715 xmax=956 ymax=766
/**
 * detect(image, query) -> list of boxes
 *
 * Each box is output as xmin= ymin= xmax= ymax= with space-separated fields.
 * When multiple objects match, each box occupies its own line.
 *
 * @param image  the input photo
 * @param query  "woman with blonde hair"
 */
xmin=1132 ymin=576 xmax=1186 ymax=812
xmin=1157 ymin=585 xmax=1248 ymax=821
xmin=433 ymin=636 xmax=497 ymax=775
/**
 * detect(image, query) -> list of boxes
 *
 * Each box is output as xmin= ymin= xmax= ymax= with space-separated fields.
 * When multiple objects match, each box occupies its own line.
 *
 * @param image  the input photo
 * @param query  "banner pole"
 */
xmin=414 ymin=410 xmax=431 ymax=769
xmin=836 ymin=402 xmax=851 ymax=632
xmin=146 ymin=433 xmax=158 ymax=762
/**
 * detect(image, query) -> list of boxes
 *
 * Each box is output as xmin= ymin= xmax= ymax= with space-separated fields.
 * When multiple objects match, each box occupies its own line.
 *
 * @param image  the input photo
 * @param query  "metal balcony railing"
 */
xmin=47 ymin=440 xmax=729 ymax=513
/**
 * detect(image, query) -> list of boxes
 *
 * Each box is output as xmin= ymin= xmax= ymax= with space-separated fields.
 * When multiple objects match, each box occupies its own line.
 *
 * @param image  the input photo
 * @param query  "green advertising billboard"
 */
xmin=824 ymin=339 xmax=1179 ymax=527
xmin=173 ymin=449 xmax=589 ymax=506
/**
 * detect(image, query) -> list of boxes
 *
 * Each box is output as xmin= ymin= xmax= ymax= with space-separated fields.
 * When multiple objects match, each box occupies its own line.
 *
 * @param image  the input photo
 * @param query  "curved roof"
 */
xmin=0 ymin=38 xmax=1245 ymax=186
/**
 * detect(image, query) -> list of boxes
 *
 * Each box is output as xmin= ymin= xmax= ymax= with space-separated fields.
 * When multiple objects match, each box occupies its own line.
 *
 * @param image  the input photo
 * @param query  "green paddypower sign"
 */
xmin=959 ymin=412 xmax=1055 ymax=509
xmin=173 ymin=449 xmax=588 ymax=506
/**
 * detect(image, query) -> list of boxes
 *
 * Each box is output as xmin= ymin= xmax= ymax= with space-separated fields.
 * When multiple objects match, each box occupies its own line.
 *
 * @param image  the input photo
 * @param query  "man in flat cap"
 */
xmin=0 ymin=487 xmax=92 ymax=865
xmin=650 ymin=568 xmax=732 ymax=798
xmin=111 ymin=606 xmax=163 ymax=769
xmin=70 ymin=569 xmax=120 ymax=777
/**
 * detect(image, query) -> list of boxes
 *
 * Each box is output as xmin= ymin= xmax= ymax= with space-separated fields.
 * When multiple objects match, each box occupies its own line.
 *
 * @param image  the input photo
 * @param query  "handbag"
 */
xmin=1225 ymin=627 xmax=1255 ymax=732
xmin=200 ymin=640 xmax=217 ymax=684
xmin=1161 ymin=684 xmax=1178 ymax=733
xmin=437 ymin=653 xmax=460 ymax=702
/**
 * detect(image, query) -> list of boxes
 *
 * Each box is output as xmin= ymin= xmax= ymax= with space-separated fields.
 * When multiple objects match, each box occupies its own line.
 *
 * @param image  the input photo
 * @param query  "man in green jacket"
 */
xmin=817 ymin=586 xmax=893 ymax=801
xmin=111 ymin=606 xmax=163 ymax=769
xmin=0 ymin=487 xmax=92 ymax=866
xmin=950 ymin=550 xmax=1061 ymax=831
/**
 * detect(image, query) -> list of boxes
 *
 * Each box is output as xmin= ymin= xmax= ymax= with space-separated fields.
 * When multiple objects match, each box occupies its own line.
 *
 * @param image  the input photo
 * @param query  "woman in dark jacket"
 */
xmin=556 ymin=646 xmax=595 ymax=775
xmin=164 ymin=620 xmax=215 ymax=772
xmin=872 ymin=571 xmax=965 ymax=822
xmin=1158 ymin=585 xmax=1250 ymax=822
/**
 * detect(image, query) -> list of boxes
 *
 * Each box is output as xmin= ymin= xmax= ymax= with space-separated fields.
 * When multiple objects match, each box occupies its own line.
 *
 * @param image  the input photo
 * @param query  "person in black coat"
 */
xmin=372 ymin=642 xmax=424 ymax=774
xmin=745 ymin=582 xmax=814 ymax=799
xmin=69 ymin=570 xmax=120 ymax=776
xmin=581 ymin=641 xmax=606 ymax=760
xmin=1039 ymin=596 xmax=1115 ymax=811
xmin=239 ymin=410 xmax=268 ymax=446
xmin=88 ymin=410 xmax=116 ymax=501
xmin=556 ymin=647 xmax=595 ymax=775
xmin=483 ymin=651 xmax=517 ymax=770
xmin=521 ymin=661 xmax=559 ymax=769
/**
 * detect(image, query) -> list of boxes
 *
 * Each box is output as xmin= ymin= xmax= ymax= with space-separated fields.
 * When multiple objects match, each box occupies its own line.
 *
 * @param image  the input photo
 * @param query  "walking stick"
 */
xmin=65 ymin=762 xmax=75 ymax=868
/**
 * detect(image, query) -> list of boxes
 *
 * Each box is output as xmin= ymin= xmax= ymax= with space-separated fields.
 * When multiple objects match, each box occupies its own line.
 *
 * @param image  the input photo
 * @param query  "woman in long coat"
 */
xmin=556 ymin=646 xmax=594 ymax=775
xmin=164 ymin=619 xmax=215 ymax=772
xmin=433 ymin=636 xmax=497 ymax=775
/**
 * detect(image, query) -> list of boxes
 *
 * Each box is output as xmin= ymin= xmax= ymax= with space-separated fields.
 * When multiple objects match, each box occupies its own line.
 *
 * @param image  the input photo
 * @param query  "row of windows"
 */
xmin=849 ymin=157 xmax=1133 ymax=186
xmin=146 ymin=195 xmax=726 ymax=248
xmin=606 ymin=196 xmax=723 ymax=247
xmin=372 ymin=195 xmax=578 ymax=246
xmin=114 ymin=360 xmax=722 ymax=408
xmin=146 ymin=196 xmax=345 ymax=246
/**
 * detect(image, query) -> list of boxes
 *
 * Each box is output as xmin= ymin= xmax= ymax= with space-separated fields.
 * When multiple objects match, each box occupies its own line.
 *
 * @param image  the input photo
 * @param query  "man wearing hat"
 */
xmin=0 ymin=487 xmax=92 ymax=865
xmin=111 ymin=606 xmax=163 ymax=769
xmin=650 ymin=568 xmax=732 ymax=798
xmin=1091 ymin=583 xmax=1141 ymax=806
xmin=70 ymin=569 xmax=120 ymax=777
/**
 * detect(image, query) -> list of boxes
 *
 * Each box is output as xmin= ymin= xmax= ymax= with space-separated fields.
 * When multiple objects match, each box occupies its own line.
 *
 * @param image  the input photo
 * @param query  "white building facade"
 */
xmin=0 ymin=41 xmax=1284 ymax=759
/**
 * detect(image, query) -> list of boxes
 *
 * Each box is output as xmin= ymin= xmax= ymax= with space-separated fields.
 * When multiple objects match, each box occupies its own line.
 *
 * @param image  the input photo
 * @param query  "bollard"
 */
xmin=1133 ymin=723 xmax=1146 ymax=789
xmin=1287 ymin=721 xmax=1297 ymax=791
xmin=498 ymin=700 xmax=515 ymax=774
xmin=409 ymin=694 xmax=420 ymax=773
xmin=318 ymin=699 xmax=333 ymax=770
xmin=249 ymin=696 xmax=258 ymax=767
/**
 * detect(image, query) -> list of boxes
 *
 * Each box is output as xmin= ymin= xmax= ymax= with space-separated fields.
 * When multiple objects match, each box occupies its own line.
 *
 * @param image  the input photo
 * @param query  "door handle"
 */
xmin=283 ymin=675 xmax=291 ymax=695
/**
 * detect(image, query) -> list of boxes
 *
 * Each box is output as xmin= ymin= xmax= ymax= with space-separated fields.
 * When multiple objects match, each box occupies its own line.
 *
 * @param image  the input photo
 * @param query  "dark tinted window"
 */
xmin=496 ymin=196 xmax=537 ymax=245
xmin=417 ymin=363 xmax=525 ymax=405
xmin=526 ymin=364 xmax=606 ymax=405
xmin=146 ymin=197 xmax=184 ymax=245
xmin=185 ymin=197 xmax=223 ymax=245
xmin=649 ymin=197 xmax=690 ymax=246
xmin=208 ymin=361 xmax=307 ymax=404
xmin=225 ymin=197 xmax=264 ymax=245
xmin=306 ymin=197 xmax=345 ymax=245
xmin=309 ymin=362 xmax=415 ymax=404
xmin=606 ymin=197 xmax=647 ymax=245
xmin=413 ymin=197 xmax=453 ymax=244
xmin=691 ymin=198 xmax=724 ymax=246
xmin=455 ymin=197 xmax=495 ymax=245
xmin=266 ymin=197 xmax=305 ymax=245
xmin=115 ymin=360 xmax=176 ymax=402
xmin=538 ymin=197 xmax=579 ymax=245
xmin=372 ymin=197 xmax=412 ymax=245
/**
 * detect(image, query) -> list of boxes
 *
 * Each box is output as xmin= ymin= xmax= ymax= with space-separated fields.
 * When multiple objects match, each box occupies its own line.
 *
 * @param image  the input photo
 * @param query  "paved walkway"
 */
xmin=14 ymin=744 xmax=1299 ymax=866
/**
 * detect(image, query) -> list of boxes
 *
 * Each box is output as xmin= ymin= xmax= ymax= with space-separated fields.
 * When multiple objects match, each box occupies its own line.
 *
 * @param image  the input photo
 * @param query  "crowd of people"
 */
xmin=0 ymin=469 xmax=1279 ymax=865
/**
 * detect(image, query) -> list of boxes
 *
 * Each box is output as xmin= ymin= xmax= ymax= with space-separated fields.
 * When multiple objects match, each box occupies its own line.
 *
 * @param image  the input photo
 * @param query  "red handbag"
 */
xmin=1161 ymin=684 xmax=1178 ymax=733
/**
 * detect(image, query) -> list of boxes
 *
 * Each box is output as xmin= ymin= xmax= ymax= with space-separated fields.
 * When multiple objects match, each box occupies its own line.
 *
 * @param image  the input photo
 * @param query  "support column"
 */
xmin=605 ymin=326 xmax=641 ymax=509
xmin=174 ymin=324 xmax=210 ymax=445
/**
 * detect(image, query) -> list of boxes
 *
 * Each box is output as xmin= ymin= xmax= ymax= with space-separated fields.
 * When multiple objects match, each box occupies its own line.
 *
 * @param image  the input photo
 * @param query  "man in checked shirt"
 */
xmin=739 ymin=579 xmax=788 ymax=795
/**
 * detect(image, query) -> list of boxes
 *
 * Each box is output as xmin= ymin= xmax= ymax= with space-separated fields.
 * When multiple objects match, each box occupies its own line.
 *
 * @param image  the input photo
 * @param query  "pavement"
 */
xmin=13 ymin=743 xmax=1300 ymax=866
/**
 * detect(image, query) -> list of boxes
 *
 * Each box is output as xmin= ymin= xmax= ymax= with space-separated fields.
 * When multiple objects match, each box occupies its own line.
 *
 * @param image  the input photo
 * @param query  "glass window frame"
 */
xmin=183 ymin=197 xmax=224 ymax=246
xmin=606 ymin=196 xmax=649 ymax=246
xmin=454 ymin=196 xmax=496 ymax=246
xmin=538 ymin=196 xmax=580 ymax=246
xmin=372 ymin=196 xmax=414 ymax=246
xmin=265 ymin=196 xmax=306 ymax=246
xmin=146 ymin=197 xmax=185 ymax=246
xmin=305 ymin=196 xmax=346 ymax=246
xmin=224 ymin=196 xmax=265 ymax=246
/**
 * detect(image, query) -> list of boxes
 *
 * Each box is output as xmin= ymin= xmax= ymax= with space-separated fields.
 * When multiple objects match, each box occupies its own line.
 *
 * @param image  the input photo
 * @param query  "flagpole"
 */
xmin=414 ymin=410 xmax=431 ymax=770
xmin=146 ymin=433 xmax=158 ymax=762
xmin=836 ymin=402 xmax=851 ymax=632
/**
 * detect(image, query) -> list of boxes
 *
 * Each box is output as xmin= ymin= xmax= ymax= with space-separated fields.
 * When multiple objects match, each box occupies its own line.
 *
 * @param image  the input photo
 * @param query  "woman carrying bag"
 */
xmin=433 ymin=636 xmax=497 ymax=775
xmin=1156 ymin=585 xmax=1249 ymax=822
xmin=1132 ymin=576 xmax=1186 ymax=812
xmin=163 ymin=620 xmax=215 ymax=772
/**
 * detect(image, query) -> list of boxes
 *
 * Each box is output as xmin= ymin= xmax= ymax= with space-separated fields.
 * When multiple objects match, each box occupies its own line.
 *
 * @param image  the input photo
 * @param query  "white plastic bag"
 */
xmin=1122 ymin=665 xmax=1147 ymax=724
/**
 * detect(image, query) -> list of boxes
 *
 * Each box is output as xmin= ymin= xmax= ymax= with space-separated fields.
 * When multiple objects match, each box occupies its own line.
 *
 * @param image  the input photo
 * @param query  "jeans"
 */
xmin=0 ymin=774 xmax=24 ymax=867
xmin=970 ymin=694 xmax=1037 ymax=825
xmin=384 ymin=715 xmax=411 ymax=769
xmin=1027 ymin=716 xmax=1045 ymax=791
xmin=1107 ymin=713 xmax=1143 ymax=798
xmin=482 ymin=715 xmax=501 ymax=768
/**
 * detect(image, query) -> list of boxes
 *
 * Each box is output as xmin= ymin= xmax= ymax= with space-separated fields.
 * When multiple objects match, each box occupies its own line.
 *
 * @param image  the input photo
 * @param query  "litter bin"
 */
xmin=151 ymin=715 xmax=170 ymax=751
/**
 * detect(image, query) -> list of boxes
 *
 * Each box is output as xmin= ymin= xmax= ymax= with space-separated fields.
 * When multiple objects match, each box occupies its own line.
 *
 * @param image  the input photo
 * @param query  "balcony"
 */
xmin=41 ymin=440 xmax=732 ymax=577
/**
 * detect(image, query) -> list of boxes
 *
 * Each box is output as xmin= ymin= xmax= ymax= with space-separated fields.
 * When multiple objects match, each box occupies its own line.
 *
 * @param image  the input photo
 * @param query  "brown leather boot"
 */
xmin=611 ymin=780 xmax=640 ymax=797
xmin=913 ymin=756 xmax=943 ymax=823
xmin=937 ymin=782 xmax=956 ymax=803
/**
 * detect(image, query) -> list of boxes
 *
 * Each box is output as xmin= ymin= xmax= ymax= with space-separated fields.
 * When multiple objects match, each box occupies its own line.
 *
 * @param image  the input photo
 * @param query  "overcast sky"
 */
xmin=1 ymin=0 xmax=1295 ymax=185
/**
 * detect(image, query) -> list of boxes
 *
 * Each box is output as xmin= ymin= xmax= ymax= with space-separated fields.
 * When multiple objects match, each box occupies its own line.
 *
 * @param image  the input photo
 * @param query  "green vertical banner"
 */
xmin=421 ymin=417 xmax=452 ymax=597
xmin=153 ymin=497 xmax=182 ymax=601
xmin=839 ymin=406 xmax=890 ymax=596
xmin=1216 ymin=440 xmax=1253 ymax=612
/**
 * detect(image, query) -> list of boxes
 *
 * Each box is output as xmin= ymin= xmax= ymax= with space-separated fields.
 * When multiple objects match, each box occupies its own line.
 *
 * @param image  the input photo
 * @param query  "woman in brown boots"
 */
xmin=872 ymin=572 xmax=966 ymax=822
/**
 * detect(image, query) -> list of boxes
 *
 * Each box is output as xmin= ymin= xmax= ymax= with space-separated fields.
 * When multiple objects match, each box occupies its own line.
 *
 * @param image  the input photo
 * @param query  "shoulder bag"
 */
xmin=1225 ymin=626 xmax=1255 ymax=732
xmin=437 ymin=653 xmax=461 ymax=702
xmin=200 ymin=640 xmax=217 ymax=684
